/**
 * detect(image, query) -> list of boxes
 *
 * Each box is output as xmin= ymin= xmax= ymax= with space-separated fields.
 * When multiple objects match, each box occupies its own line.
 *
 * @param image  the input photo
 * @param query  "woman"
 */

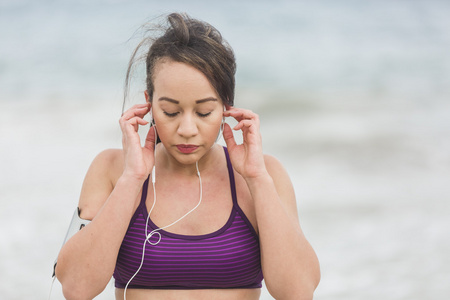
xmin=55 ymin=13 xmax=320 ymax=300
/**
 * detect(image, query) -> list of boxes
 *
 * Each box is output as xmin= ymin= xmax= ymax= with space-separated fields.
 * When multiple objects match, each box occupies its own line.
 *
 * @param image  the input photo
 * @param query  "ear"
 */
xmin=144 ymin=90 xmax=151 ymax=103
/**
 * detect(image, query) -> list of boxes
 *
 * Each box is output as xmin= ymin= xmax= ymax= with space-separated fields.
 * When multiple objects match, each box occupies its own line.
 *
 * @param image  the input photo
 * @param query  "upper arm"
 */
xmin=78 ymin=149 xmax=123 ymax=220
xmin=264 ymin=154 xmax=300 ymax=222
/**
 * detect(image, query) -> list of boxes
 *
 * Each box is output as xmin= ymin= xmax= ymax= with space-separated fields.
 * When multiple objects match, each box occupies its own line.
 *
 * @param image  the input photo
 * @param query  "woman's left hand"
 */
xmin=222 ymin=106 xmax=267 ymax=180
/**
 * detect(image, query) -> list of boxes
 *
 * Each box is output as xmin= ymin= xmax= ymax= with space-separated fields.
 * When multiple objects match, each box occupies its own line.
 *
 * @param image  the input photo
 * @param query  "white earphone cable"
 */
xmin=124 ymin=123 xmax=203 ymax=299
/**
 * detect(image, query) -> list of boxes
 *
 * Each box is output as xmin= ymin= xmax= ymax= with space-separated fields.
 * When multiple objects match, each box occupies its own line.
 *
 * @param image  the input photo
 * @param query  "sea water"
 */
xmin=1 ymin=0 xmax=449 ymax=299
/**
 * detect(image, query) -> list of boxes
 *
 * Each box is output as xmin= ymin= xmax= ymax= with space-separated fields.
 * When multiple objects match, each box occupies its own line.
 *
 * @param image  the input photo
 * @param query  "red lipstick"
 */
xmin=176 ymin=144 xmax=199 ymax=154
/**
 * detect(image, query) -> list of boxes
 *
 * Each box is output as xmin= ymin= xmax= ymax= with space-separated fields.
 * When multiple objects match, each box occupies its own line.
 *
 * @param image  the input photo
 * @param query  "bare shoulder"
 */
xmin=264 ymin=154 xmax=293 ymax=189
xmin=264 ymin=154 xmax=299 ymax=221
xmin=78 ymin=149 xmax=124 ymax=220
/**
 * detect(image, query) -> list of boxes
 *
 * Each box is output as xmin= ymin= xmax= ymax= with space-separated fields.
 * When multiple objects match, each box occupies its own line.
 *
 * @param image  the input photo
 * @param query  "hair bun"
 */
xmin=168 ymin=13 xmax=190 ymax=46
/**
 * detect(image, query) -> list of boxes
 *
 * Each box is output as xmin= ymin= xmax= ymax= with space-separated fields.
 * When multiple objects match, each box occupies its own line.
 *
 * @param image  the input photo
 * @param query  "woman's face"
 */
xmin=149 ymin=60 xmax=224 ymax=165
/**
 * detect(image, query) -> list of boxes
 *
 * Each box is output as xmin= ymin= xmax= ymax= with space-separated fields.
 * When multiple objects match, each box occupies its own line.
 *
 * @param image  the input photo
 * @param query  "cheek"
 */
xmin=151 ymin=106 xmax=167 ymax=127
xmin=204 ymin=110 xmax=223 ymax=127
xmin=203 ymin=115 xmax=224 ymax=139
xmin=210 ymin=112 xmax=224 ymax=125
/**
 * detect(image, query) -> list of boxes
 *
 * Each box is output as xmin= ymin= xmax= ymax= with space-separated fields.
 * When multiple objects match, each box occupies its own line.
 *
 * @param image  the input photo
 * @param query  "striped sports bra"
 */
xmin=113 ymin=147 xmax=263 ymax=289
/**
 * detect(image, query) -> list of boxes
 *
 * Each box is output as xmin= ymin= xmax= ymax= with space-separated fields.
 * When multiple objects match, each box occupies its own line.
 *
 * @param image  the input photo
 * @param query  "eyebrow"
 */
xmin=158 ymin=97 xmax=218 ymax=104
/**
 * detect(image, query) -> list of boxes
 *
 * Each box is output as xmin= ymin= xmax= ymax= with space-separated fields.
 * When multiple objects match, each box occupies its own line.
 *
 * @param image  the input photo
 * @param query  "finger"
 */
xmin=120 ymin=116 xmax=149 ymax=134
xmin=123 ymin=103 xmax=150 ymax=114
xmin=233 ymin=119 xmax=259 ymax=133
xmin=120 ymin=112 xmax=149 ymax=130
xmin=224 ymin=108 xmax=258 ymax=123
xmin=222 ymin=123 xmax=237 ymax=149
xmin=124 ymin=116 xmax=149 ymax=127
xmin=144 ymin=125 xmax=157 ymax=151
xmin=224 ymin=104 xmax=233 ymax=111
xmin=127 ymin=103 xmax=151 ymax=111
xmin=121 ymin=103 xmax=150 ymax=120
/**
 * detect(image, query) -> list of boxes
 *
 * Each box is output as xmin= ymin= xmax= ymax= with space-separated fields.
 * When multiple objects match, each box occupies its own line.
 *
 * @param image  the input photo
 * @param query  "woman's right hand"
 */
xmin=119 ymin=103 xmax=156 ymax=182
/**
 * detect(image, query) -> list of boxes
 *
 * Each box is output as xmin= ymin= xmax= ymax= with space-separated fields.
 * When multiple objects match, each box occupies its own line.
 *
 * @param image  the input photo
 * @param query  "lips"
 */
xmin=176 ymin=144 xmax=199 ymax=154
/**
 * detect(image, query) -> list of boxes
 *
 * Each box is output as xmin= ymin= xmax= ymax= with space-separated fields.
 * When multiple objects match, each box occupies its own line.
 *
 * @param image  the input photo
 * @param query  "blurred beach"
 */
xmin=1 ymin=0 xmax=450 ymax=299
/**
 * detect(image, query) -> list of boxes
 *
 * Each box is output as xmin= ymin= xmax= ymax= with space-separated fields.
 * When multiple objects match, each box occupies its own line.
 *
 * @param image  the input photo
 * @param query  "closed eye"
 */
xmin=197 ymin=112 xmax=212 ymax=118
xmin=163 ymin=111 xmax=179 ymax=117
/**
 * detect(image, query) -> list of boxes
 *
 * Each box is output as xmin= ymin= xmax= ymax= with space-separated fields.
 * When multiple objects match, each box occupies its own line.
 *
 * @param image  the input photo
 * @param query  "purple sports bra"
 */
xmin=113 ymin=147 xmax=263 ymax=289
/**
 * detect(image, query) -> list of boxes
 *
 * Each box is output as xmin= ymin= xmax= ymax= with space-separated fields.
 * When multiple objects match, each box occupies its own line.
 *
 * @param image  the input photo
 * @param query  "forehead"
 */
xmin=153 ymin=60 xmax=220 ymax=104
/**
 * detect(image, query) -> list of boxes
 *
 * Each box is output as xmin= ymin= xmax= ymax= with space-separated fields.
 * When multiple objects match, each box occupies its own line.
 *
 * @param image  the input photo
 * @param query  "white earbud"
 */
xmin=215 ymin=106 xmax=226 ymax=143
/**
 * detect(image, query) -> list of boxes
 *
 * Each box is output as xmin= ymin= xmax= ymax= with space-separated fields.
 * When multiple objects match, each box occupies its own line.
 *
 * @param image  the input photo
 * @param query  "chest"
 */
xmin=144 ymin=172 xmax=234 ymax=236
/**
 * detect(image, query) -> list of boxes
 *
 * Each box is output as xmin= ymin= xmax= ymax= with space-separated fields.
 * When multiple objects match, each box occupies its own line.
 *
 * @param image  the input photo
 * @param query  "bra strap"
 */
xmin=140 ymin=176 xmax=150 ymax=206
xmin=223 ymin=147 xmax=238 ymax=205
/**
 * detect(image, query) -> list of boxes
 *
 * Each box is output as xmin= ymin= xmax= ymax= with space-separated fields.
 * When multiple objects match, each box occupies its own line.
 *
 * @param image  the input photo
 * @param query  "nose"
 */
xmin=177 ymin=114 xmax=198 ymax=138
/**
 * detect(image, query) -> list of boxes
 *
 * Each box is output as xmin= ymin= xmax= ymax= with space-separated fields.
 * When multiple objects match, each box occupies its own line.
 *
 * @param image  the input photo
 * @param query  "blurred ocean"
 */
xmin=1 ymin=0 xmax=450 ymax=299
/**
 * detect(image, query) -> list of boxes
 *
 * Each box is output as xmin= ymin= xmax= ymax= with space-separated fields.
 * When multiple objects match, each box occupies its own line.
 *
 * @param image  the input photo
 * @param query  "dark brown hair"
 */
xmin=123 ymin=13 xmax=236 ymax=112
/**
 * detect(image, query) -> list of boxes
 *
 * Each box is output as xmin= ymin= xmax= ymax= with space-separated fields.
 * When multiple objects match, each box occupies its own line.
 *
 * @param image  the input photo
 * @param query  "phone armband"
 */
xmin=52 ymin=207 xmax=91 ymax=277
